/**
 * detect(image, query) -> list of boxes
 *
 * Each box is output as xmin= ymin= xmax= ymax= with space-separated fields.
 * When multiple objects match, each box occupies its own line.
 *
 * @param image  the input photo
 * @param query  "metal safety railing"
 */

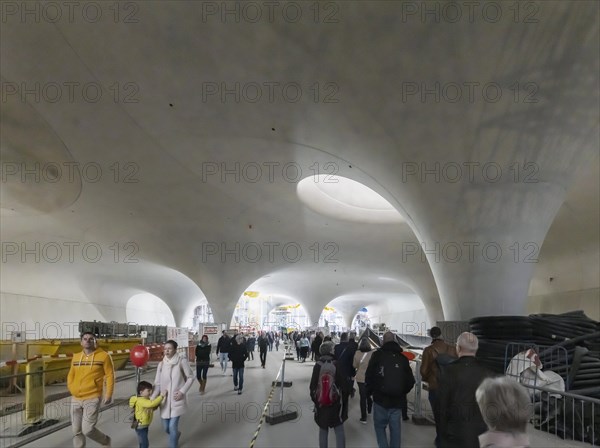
xmin=268 ymin=354 xmax=296 ymax=421
xmin=412 ymin=356 xmax=599 ymax=446
xmin=249 ymin=354 xmax=297 ymax=448
xmin=411 ymin=359 xmax=426 ymax=420
xmin=410 ymin=359 xmax=436 ymax=425
xmin=524 ymin=383 xmax=599 ymax=446
xmin=504 ymin=342 xmax=570 ymax=389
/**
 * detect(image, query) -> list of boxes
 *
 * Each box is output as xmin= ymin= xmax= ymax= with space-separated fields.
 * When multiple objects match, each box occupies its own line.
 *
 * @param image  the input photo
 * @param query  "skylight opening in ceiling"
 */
xmin=297 ymin=175 xmax=404 ymax=224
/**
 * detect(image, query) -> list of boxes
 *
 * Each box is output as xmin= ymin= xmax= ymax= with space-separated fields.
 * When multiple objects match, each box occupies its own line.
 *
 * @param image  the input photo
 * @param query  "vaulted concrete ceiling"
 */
xmin=1 ymin=2 xmax=598 ymax=327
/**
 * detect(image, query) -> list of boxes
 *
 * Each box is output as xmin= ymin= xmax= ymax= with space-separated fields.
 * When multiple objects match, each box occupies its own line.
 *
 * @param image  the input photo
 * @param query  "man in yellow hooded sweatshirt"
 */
xmin=67 ymin=332 xmax=115 ymax=447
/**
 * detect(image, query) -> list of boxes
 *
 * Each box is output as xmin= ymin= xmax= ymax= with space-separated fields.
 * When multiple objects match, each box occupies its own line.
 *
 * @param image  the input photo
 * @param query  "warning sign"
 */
xmin=202 ymin=325 xmax=219 ymax=335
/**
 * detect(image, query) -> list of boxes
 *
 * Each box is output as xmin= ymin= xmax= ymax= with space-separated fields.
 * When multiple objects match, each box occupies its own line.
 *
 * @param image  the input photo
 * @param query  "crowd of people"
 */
xmin=67 ymin=327 xmax=532 ymax=448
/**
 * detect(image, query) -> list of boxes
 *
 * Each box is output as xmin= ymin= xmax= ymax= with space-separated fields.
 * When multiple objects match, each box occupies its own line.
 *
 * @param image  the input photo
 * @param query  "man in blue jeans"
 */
xmin=365 ymin=332 xmax=415 ymax=448
xmin=216 ymin=331 xmax=231 ymax=374
xmin=228 ymin=334 xmax=248 ymax=394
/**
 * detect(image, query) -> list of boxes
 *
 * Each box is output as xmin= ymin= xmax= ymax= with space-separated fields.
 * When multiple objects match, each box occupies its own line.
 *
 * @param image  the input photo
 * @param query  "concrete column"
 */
xmin=420 ymin=183 xmax=566 ymax=321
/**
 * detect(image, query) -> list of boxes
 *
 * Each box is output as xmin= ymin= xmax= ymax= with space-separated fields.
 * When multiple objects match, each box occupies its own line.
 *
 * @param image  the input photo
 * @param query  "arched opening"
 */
xmin=191 ymin=298 xmax=214 ymax=330
xmin=367 ymin=296 xmax=430 ymax=336
xmin=230 ymin=291 xmax=267 ymax=333
xmin=230 ymin=291 xmax=310 ymax=333
xmin=266 ymin=303 xmax=310 ymax=333
xmin=126 ymin=293 xmax=176 ymax=326
xmin=317 ymin=306 xmax=347 ymax=333
xmin=350 ymin=307 xmax=372 ymax=335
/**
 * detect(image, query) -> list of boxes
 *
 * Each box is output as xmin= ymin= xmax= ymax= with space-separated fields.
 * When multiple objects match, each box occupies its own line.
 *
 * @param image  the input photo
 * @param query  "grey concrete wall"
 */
xmin=528 ymin=288 xmax=600 ymax=320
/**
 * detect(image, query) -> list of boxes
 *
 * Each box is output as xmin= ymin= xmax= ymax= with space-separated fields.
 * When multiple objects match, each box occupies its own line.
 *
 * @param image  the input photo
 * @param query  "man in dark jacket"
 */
xmin=246 ymin=334 xmax=256 ymax=360
xmin=365 ymin=331 xmax=415 ymax=448
xmin=311 ymin=332 xmax=323 ymax=361
xmin=216 ymin=331 xmax=231 ymax=375
xmin=257 ymin=331 xmax=269 ymax=368
xmin=334 ymin=332 xmax=357 ymax=418
xmin=228 ymin=335 xmax=248 ymax=395
xmin=267 ymin=331 xmax=274 ymax=351
xmin=438 ymin=332 xmax=495 ymax=448
xmin=348 ymin=331 xmax=359 ymax=397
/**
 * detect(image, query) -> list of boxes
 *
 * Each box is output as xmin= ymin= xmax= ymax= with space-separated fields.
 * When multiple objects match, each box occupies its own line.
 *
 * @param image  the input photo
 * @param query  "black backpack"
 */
xmin=434 ymin=347 xmax=457 ymax=382
xmin=377 ymin=350 xmax=413 ymax=397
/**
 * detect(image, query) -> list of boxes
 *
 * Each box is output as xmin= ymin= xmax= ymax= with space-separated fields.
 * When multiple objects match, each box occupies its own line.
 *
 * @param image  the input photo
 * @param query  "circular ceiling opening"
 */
xmin=297 ymin=175 xmax=404 ymax=224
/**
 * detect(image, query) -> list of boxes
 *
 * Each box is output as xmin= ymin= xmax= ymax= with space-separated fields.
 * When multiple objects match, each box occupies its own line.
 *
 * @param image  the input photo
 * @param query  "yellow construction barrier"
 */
xmin=18 ymin=359 xmax=59 ymax=436
xmin=25 ymin=359 xmax=45 ymax=424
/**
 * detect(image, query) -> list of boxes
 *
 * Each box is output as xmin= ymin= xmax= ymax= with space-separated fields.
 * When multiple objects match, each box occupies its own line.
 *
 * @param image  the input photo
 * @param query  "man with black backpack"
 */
xmin=365 ymin=331 xmax=415 ymax=448
xmin=420 ymin=327 xmax=457 ymax=448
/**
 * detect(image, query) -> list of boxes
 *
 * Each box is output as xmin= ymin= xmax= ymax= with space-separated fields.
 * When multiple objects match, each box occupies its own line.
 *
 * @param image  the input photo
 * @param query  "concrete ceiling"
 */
xmin=1 ymin=2 xmax=598 ymax=327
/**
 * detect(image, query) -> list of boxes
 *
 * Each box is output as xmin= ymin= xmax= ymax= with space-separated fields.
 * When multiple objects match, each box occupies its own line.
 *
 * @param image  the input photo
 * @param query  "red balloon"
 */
xmin=130 ymin=345 xmax=149 ymax=367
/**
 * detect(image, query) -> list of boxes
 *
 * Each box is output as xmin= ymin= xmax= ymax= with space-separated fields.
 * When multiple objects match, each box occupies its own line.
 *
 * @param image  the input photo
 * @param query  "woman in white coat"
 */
xmin=153 ymin=339 xmax=194 ymax=448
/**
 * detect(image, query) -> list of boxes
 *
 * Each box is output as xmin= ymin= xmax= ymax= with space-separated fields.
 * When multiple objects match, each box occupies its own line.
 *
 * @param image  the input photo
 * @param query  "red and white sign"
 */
xmin=167 ymin=327 xmax=189 ymax=348
xmin=203 ymin=325 xmax=219 ymax=335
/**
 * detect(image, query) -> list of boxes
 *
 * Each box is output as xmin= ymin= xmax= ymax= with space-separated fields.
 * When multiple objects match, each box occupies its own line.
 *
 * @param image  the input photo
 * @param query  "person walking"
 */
xmin=216 ymin=331 xmax=231 ymax=375
xmin=129 ymin=381 xmax=166 ymax=448
xmin=420 ymin=326 xmax=457 ymax=447
xmin=334 ymin=332 xmax=357 ymax=420
xmin=347 ymin=332 xmax=359 ymax=398
xmin=246 ymin=334 xmax=256 ymax=360
xmin=310 ymin=341 xmax=347 ymax=448
xmin=228 ymin=334 xmax=249 ymax=394
xmin=152 ymin=340 xmax=195 ymax=448
xmin=365 ymin=331 xmax=415 ymax=448
xmin=258 ymin=331 xmax=269 ymax=368
xmin=195 ymin=335 xmax=211 ymax=394
xmin=267 ymin=331 xmax=274 ymax=351
xmin=294 ymin=333 xmax=301 ymax=360
xmin=353 ymin=338 xmax=374 ymax=424
xmin=300 ymin=333 xmax=310 ymax=362
xmin=438 ymin=332 xmax=495 ymax=448
xmin=67 ymin=332 xmax=114 ymax=448
xmin=312 ymin=332 xmax=324 ymax=362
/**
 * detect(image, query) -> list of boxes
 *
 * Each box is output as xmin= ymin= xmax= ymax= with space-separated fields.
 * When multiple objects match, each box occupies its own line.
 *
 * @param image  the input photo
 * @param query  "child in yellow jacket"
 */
xmin=129 ymin=381 xmax=166 ymax=448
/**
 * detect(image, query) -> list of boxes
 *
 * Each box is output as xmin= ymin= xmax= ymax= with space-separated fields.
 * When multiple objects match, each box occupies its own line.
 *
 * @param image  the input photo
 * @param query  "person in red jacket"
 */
xmin=67 ymin=332 xmax=114 ymax=448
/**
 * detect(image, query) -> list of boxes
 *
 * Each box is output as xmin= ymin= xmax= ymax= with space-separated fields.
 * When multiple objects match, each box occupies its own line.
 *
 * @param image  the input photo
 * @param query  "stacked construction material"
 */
xmin=469 ymin=315 xmax=534 ymax=373
xmin=359 ymin=327 xmax=381 ymax=349
xmin=469 ymin=311 xmax=600 ymax=396
xmin=395 ymin=334 xmax=431 ymax=350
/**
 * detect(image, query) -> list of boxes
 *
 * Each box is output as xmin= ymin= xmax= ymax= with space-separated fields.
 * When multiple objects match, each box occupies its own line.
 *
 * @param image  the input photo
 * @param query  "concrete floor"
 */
xmin=3 ymin=354 xmax=591 ymax=448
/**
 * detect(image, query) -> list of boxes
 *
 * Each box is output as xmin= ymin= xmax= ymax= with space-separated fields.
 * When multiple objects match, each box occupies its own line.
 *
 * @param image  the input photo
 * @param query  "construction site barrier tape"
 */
xmin=248 ymin=360 xmax=284 ymax=448
xmin=0 ymin=345 xmax=164 ymax=368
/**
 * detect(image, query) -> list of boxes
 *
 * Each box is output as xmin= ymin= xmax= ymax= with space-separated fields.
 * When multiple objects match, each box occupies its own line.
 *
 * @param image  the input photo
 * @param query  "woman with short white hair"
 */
xmin=475 ymin=376 xmax=531 ymax=447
